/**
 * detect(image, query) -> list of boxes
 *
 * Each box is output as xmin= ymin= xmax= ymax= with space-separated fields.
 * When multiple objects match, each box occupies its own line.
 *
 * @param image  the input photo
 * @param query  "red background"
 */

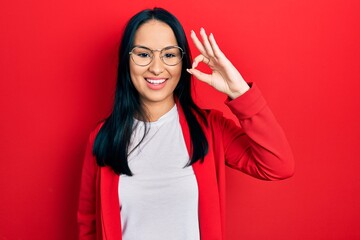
xmin=1 ymin=0 xmax=360 ymax=239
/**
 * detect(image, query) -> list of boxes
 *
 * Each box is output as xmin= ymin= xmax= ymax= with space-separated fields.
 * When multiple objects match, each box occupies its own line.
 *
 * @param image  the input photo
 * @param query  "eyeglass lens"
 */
xmin=130 ymin=46 xmax=183 ymax=66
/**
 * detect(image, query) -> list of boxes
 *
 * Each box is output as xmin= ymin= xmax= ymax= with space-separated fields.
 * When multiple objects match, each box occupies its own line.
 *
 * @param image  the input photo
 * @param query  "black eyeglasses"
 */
xmin=129 ymin=46 xmax=184 ymax=66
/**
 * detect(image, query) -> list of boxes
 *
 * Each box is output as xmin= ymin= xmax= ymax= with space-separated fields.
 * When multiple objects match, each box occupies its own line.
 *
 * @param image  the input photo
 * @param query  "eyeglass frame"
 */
xmin=129 ymin=45 xmax=185 ymax=66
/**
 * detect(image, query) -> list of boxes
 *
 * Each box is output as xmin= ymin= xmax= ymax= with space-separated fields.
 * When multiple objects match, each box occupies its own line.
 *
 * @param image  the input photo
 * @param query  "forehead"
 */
xmin=133 ymin=20 xmax=178 ymax=48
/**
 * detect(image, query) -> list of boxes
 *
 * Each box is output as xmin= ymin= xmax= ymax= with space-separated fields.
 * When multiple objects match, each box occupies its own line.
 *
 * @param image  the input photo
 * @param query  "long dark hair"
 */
xmin=93 ymin=8 xmax=208 ymax=176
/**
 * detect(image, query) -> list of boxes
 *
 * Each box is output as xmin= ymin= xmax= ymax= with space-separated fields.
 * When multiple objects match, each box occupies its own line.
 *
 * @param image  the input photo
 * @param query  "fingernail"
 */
xmin=186 ymin=69 xmax=192 ymax=74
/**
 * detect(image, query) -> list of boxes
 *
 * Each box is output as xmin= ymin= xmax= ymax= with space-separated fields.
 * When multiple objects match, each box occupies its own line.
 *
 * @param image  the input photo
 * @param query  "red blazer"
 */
xmin=77 ymin=83 xmax=295 ymax=240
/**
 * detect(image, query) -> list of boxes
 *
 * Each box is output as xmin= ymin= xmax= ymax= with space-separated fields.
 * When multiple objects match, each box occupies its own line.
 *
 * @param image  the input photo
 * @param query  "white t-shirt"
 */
xmin=118 ymin=105 xmax=200 ymax=240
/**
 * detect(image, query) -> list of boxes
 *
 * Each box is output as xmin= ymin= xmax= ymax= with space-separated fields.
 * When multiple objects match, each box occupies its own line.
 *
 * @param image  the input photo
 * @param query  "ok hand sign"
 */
xmin=187 ymin=28 xmax=250 ymax=99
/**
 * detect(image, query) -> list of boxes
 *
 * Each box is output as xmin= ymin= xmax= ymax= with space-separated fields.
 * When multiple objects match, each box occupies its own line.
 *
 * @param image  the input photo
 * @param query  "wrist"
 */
xmin=228 ymin=84 xmax=250 ymax=99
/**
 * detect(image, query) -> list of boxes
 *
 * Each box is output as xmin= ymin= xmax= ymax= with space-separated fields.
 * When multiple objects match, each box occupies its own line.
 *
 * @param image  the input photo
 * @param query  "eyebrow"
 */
xmin=132 ymin=45 xmax=179 ymax=51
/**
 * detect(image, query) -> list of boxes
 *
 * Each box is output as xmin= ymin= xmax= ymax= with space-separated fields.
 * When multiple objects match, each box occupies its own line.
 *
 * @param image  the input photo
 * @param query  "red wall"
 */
xmin=1 ymin=0 xmax=360 ymax=239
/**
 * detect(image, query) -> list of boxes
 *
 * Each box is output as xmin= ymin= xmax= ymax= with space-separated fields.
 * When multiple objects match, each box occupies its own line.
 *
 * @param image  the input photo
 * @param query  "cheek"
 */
xmin=129 ymin=62 xmax=135 ymax=80
xmin=129 ymin=63 xmax=144 ymax=84
xmin=172 ymin=65 xmax=182 ymax=79
xmin=129 ymin=61 xmax=138 ymax=76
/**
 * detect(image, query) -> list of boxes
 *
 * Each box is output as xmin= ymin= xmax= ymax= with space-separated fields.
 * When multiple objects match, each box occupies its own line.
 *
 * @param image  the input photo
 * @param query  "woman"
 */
xmin=78 ymin=7 xmax=294 ymax=240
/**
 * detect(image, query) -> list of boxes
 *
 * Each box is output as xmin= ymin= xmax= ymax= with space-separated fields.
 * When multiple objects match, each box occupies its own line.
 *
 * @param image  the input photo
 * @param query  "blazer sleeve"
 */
xmin=221 ymin=83 xmax=295 ymax=180
xmin=77 ymin=130 xmax=98 ymax=240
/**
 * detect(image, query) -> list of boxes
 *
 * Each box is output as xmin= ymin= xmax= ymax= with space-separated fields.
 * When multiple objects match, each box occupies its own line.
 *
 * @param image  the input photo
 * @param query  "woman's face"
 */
xmin=130 ymin=20 xmax=182 ymax=110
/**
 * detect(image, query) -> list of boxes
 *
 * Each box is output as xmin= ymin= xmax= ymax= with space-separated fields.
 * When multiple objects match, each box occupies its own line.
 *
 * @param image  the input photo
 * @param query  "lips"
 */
xmin=144 ymin=77 xmax=168 ymax=90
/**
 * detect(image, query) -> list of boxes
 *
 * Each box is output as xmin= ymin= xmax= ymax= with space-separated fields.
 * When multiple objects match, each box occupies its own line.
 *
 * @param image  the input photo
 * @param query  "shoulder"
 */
xmin=203 ymin=108 xmax=224 ymax=119
xmin=88 ymin=121 xmax=105 ymax=144
xmin=198 ymin=108 xmax=227 ymax=127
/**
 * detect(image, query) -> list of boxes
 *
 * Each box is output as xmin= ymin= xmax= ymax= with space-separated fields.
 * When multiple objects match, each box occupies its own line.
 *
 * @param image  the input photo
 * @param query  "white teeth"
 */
xmin=146 ymin=78 xmax=166 ymax=85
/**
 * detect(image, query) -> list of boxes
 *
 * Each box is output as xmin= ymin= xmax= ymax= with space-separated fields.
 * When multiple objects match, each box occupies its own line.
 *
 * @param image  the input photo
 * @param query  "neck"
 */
xmin=142 ymin=99 xmax=176 ymax=122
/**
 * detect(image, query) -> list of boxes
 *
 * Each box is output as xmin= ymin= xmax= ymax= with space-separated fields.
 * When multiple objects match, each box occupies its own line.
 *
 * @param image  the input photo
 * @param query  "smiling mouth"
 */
xmin=145 ymin=78 xmax=167 ymax=85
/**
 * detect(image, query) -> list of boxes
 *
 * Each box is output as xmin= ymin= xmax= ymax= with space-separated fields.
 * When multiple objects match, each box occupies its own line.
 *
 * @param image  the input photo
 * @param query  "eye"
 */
xmin=132 ymin=47 xmax=152 ymax=58
xmin=163 ymin=53 xmax=176 ymax=58
xmin=136 ymin=52 xmax=151 ymax=58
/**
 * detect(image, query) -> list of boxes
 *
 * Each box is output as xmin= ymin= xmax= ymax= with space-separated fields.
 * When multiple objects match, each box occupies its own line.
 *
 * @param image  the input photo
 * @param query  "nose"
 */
xmin=148 ymin=52 xmax=164 ymax=75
